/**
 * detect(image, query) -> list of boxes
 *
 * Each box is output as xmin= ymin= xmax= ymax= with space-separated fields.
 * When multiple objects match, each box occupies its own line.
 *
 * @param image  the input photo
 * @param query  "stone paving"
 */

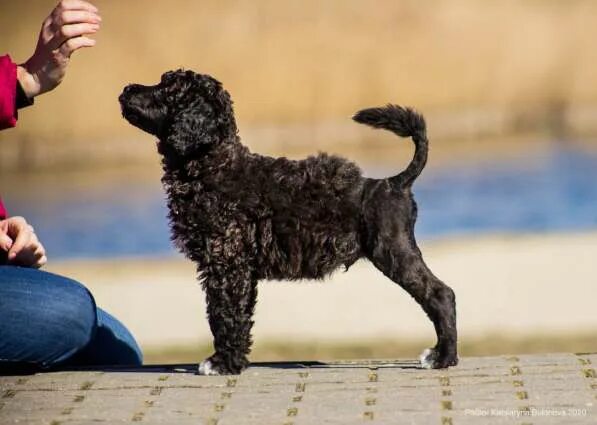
xmin=0 ymin=353 xmax=595 ymax=424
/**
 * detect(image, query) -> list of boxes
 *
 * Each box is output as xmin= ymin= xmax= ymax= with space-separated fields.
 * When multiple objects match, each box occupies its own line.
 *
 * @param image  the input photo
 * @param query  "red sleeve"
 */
xmin=0 ymin=197 xmax=7 ymax=220
xmin=0 ymin=55 xmax=18 ymax=130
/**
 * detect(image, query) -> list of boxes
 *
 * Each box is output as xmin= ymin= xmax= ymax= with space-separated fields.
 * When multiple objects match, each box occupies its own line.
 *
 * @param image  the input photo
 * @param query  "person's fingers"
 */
xmin=30 ymin=232 xmax=46 ymax=257
xmin=28 ymin=231 xmax=40 ymax=247
xmin=33 ymin=245 xmax=46 ymax=260
xmin=46 ymin=11 xmax=100 ymax=49
xmin=11 ymin=249 xmax=43 ymax=268
xmin=49 ymin=22 xmax=99 ymax=48
xmin=36 ymin=255 xmax=48 ymax=268
xmin=7 ymin=235 xmax=31 ymax=261
xmin=57 ymin=0 xmax=99 ymax=14
xmin=7 ymin=230 xmax=46 ymax=268
xmin=0 ymin=220 xmax=11 ymax=251
xmin=58 ymin=36 xmax=96 ymax=58
xmin=0 ymin=232 xmax=13 ymax=252
xmin=55 ymin=10 xmax=101 ymax=27
xmin=7 ymin=219 xmax=31 ymax=261
xmin=31 ymin=242 xmax=47 ymax=268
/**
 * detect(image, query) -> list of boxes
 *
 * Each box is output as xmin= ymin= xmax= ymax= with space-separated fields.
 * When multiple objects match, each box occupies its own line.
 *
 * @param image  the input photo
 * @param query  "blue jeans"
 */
xmin=0 ymin=266 xmax=142 ymax=372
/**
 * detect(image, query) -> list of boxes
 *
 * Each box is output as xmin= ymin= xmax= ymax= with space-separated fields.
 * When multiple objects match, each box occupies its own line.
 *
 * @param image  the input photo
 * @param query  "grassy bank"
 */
xmin=1 ymin=1 xmax=597 ymax=171
xmin=144 ymin=332 xmax=597 ymax=364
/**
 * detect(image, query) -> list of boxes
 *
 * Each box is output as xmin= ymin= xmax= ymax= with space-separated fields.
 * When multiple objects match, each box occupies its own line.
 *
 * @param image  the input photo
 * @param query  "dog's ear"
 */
xmin=165 ymin=84 xmax=238 ymax=157
xmin=193 ymin=74 xmax=238 ymax=141
xmin=165 ymin=107 xmax=219 ymax=156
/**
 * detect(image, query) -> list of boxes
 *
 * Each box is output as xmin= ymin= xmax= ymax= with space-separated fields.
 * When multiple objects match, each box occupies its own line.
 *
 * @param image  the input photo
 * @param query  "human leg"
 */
xmin=0 ymin=265 xmax=142 ymax=371
xmin=0 ymin=266 xmax=96 ymax=369
xmin=68 ymin=307 xmax=143 ymax=366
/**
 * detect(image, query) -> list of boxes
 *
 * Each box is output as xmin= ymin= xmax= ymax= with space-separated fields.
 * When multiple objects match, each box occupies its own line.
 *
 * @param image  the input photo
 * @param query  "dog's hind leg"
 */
xmin=199 ymin=270 xmax=257 ymax=375
xmin=402 ymin=251 xmax=457 ymax=369
xmin=362 ymin=186 xmax=458 ymax=369
xmin=370 ymin=244 xmax=458 ymax=369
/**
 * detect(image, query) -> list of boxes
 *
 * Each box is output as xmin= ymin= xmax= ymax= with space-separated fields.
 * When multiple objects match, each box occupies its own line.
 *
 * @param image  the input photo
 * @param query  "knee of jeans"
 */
xmin=0 ymin=268 xmax=98 ymax=366
xmin=40 ymin=278 xmax=97 ymax=363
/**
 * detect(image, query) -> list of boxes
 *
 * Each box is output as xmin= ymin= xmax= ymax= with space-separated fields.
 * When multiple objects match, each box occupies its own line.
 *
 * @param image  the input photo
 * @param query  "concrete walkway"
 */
xmin=1 ymin=353 xmax=595 ymax=424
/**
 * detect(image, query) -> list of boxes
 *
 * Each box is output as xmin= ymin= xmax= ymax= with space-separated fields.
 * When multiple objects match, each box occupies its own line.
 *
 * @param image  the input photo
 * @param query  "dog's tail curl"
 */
xmin=353 ymin=104 xmax=428 ymax=188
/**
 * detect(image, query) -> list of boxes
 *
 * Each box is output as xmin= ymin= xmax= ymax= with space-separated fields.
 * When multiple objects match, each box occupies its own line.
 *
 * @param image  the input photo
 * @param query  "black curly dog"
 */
xmin=119 ymin=70 xmax=458 ymax=375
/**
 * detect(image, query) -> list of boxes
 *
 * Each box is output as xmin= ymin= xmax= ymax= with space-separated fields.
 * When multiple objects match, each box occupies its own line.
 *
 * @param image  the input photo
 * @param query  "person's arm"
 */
xmin=0 ymin=55 xmax=18 ymax=130
xmin=0 ymin=1 xmax=101 ymax=131
xmin=0 ymin=198 xmax=6 ymax=220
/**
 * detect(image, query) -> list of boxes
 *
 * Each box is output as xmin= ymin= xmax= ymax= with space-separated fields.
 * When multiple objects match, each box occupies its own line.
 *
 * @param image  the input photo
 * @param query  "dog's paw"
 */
xmin=419 ymin=347 xmax=458 ymax=369
xmin=197 ymin=359 xmax=220 ymax=376
xmin=197 ymin=353 xmax=248 ymax=375
xmin=419 ymin=347 xmax=436 ymax=369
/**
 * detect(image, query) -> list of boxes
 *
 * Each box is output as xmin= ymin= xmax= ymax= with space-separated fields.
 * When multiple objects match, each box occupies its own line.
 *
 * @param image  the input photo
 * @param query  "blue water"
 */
xmin=3 ymin=146 xmax=597 ymax=260
xmin=413 ymin=147 xmax=597 ymax=238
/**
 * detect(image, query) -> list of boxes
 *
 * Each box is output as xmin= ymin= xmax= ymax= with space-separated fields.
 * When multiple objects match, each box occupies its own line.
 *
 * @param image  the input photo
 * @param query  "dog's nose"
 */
xmin=119 ymin=84 xmax=140 ymax=105
xmin=122 ymin=84 xmax=146 ymax=96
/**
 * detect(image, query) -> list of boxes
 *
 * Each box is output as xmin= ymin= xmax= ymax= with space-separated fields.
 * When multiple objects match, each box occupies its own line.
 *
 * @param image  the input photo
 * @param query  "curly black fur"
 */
xmin=119 ymin=70 xmax=458 ymax=374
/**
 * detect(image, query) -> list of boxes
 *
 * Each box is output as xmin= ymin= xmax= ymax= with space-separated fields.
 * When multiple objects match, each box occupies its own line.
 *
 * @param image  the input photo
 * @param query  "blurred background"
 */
xmin=1 ymin=0 xmax=596 ymax=363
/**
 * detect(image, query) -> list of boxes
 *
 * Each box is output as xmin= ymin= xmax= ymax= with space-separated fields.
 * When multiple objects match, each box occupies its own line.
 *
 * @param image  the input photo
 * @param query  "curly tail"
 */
xmin=353 ymin=104 xmax=428 ymax=189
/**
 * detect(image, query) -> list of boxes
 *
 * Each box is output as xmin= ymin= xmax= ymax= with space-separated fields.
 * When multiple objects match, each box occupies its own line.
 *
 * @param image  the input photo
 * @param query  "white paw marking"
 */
xmin=419 ymin=347 xmax=435 ymax=369
xmin=198 ymin=359 xmax=220 ymax=376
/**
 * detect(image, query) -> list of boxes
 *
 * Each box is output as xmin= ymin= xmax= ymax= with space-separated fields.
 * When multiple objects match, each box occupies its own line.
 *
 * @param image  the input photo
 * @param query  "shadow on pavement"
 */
xmin=1 ymin=358 xmax=422 ymax=376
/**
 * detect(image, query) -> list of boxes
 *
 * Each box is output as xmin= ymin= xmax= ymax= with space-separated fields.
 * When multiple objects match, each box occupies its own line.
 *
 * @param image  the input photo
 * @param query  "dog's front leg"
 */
xmin=199 ymin=272 xmax=257 ymax=375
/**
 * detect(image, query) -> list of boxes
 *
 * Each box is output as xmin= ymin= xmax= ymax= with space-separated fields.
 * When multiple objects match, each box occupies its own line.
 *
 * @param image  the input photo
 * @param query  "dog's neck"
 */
xmin=159 ymin=137 xmax=249 ymax=181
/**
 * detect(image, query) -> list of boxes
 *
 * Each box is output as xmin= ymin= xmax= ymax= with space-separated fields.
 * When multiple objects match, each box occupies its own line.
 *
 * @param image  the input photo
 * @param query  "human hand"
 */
xmin=0 ymin=217 xmax=47 ymax=268
xmin=17 ymin=0 xmax=101 ymax=98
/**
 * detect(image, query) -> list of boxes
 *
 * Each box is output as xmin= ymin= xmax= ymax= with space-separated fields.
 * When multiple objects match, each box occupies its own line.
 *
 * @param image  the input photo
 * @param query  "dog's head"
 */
xmin=119 ymin=69 xmax=237 ymax=157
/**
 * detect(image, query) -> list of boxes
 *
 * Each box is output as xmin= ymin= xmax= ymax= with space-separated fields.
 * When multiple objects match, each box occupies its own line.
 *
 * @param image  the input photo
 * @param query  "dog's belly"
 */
xmin=256 ymin=217 xmax=361 ymax=281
